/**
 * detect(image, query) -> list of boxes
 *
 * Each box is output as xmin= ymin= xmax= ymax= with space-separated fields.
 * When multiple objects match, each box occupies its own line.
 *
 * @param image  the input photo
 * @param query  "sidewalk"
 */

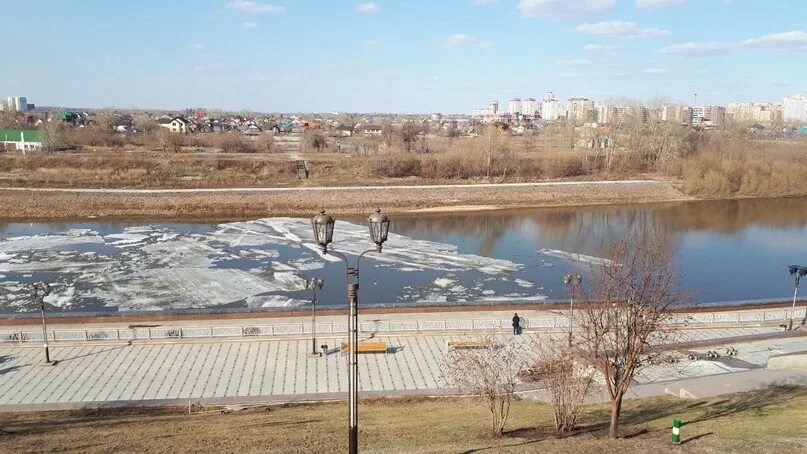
xmin=0 ymin=326 xmax=797 ymax=412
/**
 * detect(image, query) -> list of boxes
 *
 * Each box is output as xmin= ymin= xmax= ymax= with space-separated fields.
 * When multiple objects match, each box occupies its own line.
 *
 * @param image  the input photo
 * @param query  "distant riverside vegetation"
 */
xmin=0 ymin=107 xmax=805 ymax=199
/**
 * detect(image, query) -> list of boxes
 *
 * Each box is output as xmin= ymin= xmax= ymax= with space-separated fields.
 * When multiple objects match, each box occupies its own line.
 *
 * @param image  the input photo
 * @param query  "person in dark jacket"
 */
xmin=512 ymin=313 xmax=520 ymax=335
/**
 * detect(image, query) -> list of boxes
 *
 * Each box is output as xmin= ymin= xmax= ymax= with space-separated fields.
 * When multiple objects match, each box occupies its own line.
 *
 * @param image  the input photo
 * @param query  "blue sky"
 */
xmin=1 ymin=0 xmax=805 ymax=113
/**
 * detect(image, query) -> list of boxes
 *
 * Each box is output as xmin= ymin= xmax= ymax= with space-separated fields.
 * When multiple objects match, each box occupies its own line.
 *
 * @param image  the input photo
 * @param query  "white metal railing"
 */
xmin=0 ymin=307 xmax=802 ymax=344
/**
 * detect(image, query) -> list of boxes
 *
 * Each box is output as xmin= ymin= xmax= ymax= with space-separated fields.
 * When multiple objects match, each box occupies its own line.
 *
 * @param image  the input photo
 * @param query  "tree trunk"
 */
xmin=608 ymin=393 xmax=623 ymax=439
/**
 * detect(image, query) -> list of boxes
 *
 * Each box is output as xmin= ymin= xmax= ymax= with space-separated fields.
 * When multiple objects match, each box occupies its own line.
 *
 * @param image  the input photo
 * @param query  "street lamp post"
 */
xmin=31 ymin=282 xmax=53 ymax=365
xmin=306 ymin=277 xmax=324 ymax=356
xmin=311 ymin=208 xmax=390 ymax=454
xmin=788 ymin=265 xmax=807 ymax=331
xmin=563 ymin=274 xmax=582 ymax=347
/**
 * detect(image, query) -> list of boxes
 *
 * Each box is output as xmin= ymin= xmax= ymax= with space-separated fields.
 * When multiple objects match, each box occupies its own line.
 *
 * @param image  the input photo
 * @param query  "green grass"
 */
xmin=1 ymin=387 xmax=806 ymax=453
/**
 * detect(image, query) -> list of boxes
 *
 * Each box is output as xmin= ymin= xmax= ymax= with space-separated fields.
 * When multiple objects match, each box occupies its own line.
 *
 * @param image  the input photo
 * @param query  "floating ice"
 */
xmin=245 ymin=294 xmax=308 ymax=308
xmin=0 ymin=217 xmax=531 ymax=312
xmin=433 ymin=277 xmax=457 ymax=288
xmin=514 ymin=278 xmax=535 ymax=288
xmin=0 ymin=232 xmax=104 ymax=253
xmin=43 ymin=285 xmax=76 ymax=308
xmin=538 ymin=248 xmax=613 ymax=266
xmin=104 ymin=232 xmax=150 ymax=246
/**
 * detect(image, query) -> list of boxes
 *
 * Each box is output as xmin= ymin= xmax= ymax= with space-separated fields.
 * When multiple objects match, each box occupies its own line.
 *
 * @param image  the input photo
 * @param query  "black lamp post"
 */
xmin=788 ymin=265 xmax=807 ymax=330
xmin=30 ymin=282 xmax=54 ymax=365
xmin=311 ymin=208 xmax=390 ymax=454
xmin=306 ymin=277 xmax=324 ymax=356
xmin=563 ymin=274 xmax=582 ymax=347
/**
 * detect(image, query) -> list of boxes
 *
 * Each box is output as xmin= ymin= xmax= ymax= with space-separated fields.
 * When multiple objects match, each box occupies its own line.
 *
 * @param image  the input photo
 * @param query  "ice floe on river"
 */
xmin=538 ymin=248 xmax=613 ymax=266
xmin=0 ymin=218 xmax=533 ymax=312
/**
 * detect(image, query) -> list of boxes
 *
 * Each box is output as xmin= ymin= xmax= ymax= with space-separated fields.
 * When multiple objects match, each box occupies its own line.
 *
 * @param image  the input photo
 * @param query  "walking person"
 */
xmin=512 ymin=313 xmax=521 ymax=335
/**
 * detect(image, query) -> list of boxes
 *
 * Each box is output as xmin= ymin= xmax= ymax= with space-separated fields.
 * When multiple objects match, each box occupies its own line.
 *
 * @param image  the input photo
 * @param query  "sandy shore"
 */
xmin=0 ymin=179 xmax=690 ymax=221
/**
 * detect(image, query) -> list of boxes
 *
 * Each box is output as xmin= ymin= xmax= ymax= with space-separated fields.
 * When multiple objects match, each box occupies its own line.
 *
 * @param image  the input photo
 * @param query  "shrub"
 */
xmin=543 ymin=153 xmax=585 ymax=179
xmin=370 ymin=155 xmax=422 ymax=177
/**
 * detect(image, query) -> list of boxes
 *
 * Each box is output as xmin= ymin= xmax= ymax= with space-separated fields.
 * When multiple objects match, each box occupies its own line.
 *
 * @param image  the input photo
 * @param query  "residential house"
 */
xmin=240 ymin=124 xmax=263 ymax=136
xmin=0 ymin=129 xmax=43 ymax=152
xmin=335 ymin=125 xmax=354 ymax=137
xmin=158 ymin=117 xmax=190 ymax=133
xmin=363 ymin=125 xmax=382 ymax=135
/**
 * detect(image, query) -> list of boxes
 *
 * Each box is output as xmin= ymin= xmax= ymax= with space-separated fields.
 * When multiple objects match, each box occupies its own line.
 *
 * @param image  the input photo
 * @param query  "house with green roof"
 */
xmin=0 ymin=129 xmax=43 ymax=152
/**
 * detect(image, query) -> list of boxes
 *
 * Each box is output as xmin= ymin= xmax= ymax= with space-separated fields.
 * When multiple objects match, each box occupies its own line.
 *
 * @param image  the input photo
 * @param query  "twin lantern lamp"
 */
xmin=311 ymin=209 xmax=390 ymax=253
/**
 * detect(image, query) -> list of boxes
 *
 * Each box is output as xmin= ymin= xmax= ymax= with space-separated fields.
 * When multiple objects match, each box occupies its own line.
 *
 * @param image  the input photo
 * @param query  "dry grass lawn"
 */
xmin=1 ymin=387 xmax=805 ymax=453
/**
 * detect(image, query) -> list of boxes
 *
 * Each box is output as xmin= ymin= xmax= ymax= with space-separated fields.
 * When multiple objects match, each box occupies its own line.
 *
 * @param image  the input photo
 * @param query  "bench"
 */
xmin=447 ymin=340 xmax=490 ymax=350
xmin=341 ymin=341 xmax=387 ymax=354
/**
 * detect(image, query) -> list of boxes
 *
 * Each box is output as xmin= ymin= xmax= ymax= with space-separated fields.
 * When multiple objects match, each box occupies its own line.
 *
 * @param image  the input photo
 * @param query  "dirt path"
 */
xmin=0 ymin=180 xmax=691 ymax=221
xmin=0 ymin=179 xmax=668 ymax=193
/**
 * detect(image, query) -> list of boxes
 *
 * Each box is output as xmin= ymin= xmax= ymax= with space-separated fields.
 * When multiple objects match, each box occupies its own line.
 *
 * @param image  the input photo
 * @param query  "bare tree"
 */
xmin=441 ymin=335 xmax=528 ymax=436
xmin=400 ymin=121 xmax=423 ymax=152
xmin=40 ymin=120 xmax=66 ymax=153
xmin=133 ymin=113 xmax=158 ymax=134
xmin=0 ymin=108 xmax=20 ymax=129
xmin=525 ymin=336 xmax=594 ymax=432
xmin=305 ymin=130 xmax=328 ymax=152
xmin=576 ymin=233 xmax=682 ymax=439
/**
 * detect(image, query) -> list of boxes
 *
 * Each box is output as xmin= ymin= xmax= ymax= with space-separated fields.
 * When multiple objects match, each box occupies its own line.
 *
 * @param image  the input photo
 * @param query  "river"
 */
xmin=0 ymin=198 xmax=805 ymax=313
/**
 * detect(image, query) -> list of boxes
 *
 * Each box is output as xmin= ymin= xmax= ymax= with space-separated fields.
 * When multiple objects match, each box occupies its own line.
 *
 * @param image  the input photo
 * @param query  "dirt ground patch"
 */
xmin=1 ymin=387 xmax=805 ymax=453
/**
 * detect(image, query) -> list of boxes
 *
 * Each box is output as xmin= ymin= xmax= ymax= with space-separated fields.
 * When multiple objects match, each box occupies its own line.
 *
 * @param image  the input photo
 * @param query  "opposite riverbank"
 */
xmin=0 ymin=179 xmax=691 ymax=221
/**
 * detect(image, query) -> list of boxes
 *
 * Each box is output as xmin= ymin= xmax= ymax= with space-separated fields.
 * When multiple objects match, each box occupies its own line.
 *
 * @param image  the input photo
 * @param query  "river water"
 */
xmin=0 ymin=198 xmax=805 ymax=313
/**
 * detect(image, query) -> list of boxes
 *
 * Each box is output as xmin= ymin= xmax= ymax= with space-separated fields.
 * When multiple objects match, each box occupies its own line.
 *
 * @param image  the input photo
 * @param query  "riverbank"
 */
xmin=0 ymin=179 xmax=691 ymax=221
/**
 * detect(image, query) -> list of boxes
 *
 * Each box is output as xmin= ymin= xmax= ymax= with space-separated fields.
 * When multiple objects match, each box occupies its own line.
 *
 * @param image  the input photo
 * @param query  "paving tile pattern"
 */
xmin=0 ymin=327 xmax=777 ymax=406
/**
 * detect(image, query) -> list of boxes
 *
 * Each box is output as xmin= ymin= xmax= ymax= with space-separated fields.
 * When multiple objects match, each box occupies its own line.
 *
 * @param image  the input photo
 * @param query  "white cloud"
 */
xmin=576 ymin=21 xmax=670 ymax=39
xmin=363 ymin=40 xmax=381 ymax=48
xmin=558 ymin=72 xmax=581 ymax=79
xmin=517 ymin=0 xmax=615 ymax=19
xmin=635 ymin=0 xmax=686 ymax=9
xmin=612 ymin=72 xmax=630 ymax=79
xmin=226 ymin=0 xmax=284 ymax=13
xmin=657 ymin=42 xmax=736 ymax=56
xmin=478 ymin=41 xmax=496 ymax=48
xmin=583 ymin=43 xmax=621 ymax=52
xmin=242 ymin=22 xmax=257 ymax=28
xmin=443 ymin=33 xmax=474 ymax=48
xmin=643 ymin=68 xmax=669 ymax=75
xmin=472 ymin=0 xmax=498 ymax=4
xmin=743 ymin=31 xmax=807 ymax=51
xmin=357 ymin=2 xmax=380 ymax=13
xmin=558 ymin=59 xmax=591 ymax=66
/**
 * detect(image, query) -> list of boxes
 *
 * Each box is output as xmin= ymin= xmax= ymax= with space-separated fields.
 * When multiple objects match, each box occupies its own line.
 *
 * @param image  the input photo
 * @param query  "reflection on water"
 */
xmin=1 ymin=198 xmax=805 ymax=312
xmin=391 ymin=198 xmax=807 ymax=303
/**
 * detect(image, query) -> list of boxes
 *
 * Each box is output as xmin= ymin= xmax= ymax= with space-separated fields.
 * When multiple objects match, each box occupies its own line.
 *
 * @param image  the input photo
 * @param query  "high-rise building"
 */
xmin=727 ymin=102 xmax=782 ymax=123
xmin=688 ymin=105 xmax=725 ymax=126
xmin=783 ymin=93 xmax=807 ymax=122
xmin=489 ymin=100 xmax=499 ymax=115
xmin=521 ymin=98 xmax=537 ymax=116
xmin=566 ymin=97 xmax=594 ymax=123
xmin=595 ymin=104 xmax=609 ymax=124
xmin=508 ymin=98 xmax=522 ymax=114
xmin=2 ymin=96 xmax=30 ymax=112
xmin=662 ymin=105 xmax=687 ymax=124
xmin=541 ymin=92 xmax=560 ymax=121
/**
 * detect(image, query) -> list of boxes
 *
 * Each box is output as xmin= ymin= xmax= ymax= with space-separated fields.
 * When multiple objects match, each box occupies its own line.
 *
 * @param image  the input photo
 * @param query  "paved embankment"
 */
xmin=1 ymin=305 xmax=805 ymax=411
xmin=0 ymin=327 xmax=794 ymax=412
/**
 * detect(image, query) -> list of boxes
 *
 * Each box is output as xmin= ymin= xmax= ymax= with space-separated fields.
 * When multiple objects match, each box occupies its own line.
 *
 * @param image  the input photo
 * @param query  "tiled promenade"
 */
xmin=0 ymin=325 xmax=783 ymax=410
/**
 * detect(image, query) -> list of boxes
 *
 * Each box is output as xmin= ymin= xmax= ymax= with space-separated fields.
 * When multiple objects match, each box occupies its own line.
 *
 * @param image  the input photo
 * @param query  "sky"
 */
xmin=1 ymin=0 xmax=805 ymax=113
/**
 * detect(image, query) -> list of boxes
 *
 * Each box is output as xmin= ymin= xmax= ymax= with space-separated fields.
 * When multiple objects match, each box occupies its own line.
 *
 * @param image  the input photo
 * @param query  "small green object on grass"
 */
xmin=672 ymin=418 xmax=682 ymax=444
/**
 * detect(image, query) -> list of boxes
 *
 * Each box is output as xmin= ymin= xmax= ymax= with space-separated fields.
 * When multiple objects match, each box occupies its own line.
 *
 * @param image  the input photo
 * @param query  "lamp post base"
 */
xmin=349 ymin=426 xmax=358 ymax=454
xmin=40 ymin=360 xmax=57 ymax=367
